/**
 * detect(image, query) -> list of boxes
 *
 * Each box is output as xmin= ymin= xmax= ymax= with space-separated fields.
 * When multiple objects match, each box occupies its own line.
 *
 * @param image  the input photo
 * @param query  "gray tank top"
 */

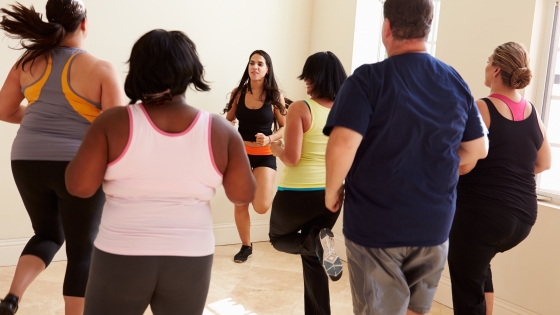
xmin=12 ymin=47 xmax=102 ymax=161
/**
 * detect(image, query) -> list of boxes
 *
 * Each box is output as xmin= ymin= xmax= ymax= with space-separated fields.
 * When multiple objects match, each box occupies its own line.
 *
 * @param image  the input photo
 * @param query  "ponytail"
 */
xmin=0 ymin=1 xmax=86 ymax=70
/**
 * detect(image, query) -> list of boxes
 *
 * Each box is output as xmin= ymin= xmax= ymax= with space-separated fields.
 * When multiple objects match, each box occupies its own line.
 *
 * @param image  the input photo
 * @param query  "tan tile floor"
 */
xmin=0 ymin=242 xmax=453 ymax=315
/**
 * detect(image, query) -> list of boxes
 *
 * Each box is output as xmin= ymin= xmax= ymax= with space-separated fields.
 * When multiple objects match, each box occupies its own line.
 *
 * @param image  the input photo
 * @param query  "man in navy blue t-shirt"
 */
xmin=323 ymin=0 xmax=488 ymax=314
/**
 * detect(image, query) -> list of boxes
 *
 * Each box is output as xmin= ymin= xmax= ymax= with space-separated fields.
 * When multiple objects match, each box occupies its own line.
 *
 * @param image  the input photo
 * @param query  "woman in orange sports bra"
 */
xmin=224 ymin=50 xmax=287 ymax=263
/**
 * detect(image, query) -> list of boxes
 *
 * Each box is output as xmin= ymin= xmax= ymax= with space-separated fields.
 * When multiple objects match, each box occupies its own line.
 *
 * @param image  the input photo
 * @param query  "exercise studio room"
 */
xmin=0 ymin=0 xmax=558 ymax=314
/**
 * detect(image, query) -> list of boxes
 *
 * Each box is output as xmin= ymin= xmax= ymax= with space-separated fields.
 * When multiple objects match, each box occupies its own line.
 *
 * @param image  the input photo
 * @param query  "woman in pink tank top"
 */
xmin=65 ymin=29 xmax=256 ymax=315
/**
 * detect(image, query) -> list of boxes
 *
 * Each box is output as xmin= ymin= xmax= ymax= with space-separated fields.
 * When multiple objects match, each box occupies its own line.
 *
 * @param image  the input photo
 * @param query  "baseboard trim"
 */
xmin=434 ymin=275 xmax=539 ymax=315
xmin=0 ymin=220 xmax=272 ymax=267
xmin=213 ymin=220 xmax=271 ymax=246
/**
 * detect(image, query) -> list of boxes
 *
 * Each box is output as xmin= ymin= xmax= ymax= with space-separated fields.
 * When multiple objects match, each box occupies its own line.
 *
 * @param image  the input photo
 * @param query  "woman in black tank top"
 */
xmin=223 ymin=50 xmax=287 ymax=263
xmin=448 ymin=42 xmax=552 ymax=315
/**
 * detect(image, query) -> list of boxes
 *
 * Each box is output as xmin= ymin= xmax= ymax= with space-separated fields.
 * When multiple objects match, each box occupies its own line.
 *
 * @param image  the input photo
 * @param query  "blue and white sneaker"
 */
xmin=316 ymin=228 xmax=343 ymax=281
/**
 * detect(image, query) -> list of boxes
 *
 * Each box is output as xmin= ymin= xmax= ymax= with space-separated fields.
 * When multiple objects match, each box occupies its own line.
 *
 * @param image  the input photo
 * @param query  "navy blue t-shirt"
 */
xmin=324 ymin=53 xmax=486 ymax=248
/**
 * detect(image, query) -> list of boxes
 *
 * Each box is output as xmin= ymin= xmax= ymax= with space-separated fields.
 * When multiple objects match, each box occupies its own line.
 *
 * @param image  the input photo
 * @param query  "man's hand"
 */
xmin=325 ymin=185 xmax=344 ymax=212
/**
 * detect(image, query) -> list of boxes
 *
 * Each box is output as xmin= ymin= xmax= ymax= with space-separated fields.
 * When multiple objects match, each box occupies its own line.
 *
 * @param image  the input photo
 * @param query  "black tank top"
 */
xmin=457 ymin=98 xmax=544 ymax=225
xmin=235 ymin=88 xmax=274 ymax=141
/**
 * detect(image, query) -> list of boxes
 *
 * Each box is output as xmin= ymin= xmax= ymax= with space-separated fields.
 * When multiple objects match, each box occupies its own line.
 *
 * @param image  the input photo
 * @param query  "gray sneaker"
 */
xmin=316 ymin=228 xmax=343 ymax=281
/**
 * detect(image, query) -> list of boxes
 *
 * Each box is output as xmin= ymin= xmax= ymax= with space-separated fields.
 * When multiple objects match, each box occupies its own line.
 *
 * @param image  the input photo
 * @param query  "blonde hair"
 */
xmin=492 ymin=42 xmax=532 ymax=89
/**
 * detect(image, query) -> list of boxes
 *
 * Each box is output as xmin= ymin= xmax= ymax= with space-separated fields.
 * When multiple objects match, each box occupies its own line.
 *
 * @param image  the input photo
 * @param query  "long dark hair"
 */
xmin=125 ymin=29 xmax=210 ymax=106
xmin=0 ymin=0 xmax=86 ymax=70
xmin=224 ymin=50 xmax=288 ymax=131
xmin=298 ymin=51 xmax=347 ymax=101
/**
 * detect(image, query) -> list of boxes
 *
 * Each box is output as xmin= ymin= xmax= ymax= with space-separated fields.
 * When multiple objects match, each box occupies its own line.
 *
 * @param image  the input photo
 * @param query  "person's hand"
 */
xmin=270 ymin=139 xmax=284 ymax=156
xmin=325 ymin=185 xmax=344 ymax=212
xmin=229 ymin=119 xmax=237 ymax=127
xmin=255 ymin=133 xmax=271 ymax=146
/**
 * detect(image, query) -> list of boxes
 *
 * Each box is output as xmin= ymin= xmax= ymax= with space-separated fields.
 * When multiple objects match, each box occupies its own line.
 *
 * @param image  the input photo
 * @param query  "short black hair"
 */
xmin=298 ymin=51 xmax=347 ymax=101
xmin=124 ymin=29 xmax=210 ymax=105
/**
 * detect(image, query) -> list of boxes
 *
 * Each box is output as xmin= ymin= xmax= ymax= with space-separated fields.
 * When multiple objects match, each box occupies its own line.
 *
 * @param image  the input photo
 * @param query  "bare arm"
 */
xmin=270 ymin=96 xmax=286 ymax=142
xmin=98 ymin=61 xmax=127 ymax=110
xmin=459 ymin=99 xmax=490 ymax=175
xmin=325 ymin=126 xmax=363 ymax=212
xmin=225 ymin=88 xmax=239 ymax=123
xmin=0 ymin=64 xmax=26 ymax=124
xmin=255 ymin=96 xmax=287 ymax=146
xmin=213 ymin=115 xmax=256 ymax=204
xmin=270 ymin=101 xmax=305 ymax=166
xmin=458 ymin=135 xmax=489 ymax=175
xmin=65 ymin=110 xmax=116 ymax=197
xmin=534 ymin=110 xmax=552 ymax=174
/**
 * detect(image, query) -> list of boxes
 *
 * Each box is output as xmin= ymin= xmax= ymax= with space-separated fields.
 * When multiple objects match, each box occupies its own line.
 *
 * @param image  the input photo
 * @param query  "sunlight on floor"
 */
xmin=205 ymin=298 xmax=257 ymax=315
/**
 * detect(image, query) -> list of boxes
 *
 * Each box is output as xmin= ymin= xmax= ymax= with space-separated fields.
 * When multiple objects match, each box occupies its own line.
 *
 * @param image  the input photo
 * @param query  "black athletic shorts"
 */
xmin=247 ymin=154 xmax=277 ymax=171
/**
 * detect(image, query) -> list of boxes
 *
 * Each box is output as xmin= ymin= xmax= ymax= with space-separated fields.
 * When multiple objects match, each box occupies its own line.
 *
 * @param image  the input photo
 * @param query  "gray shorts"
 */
xmin=346 ymin=238 xmax=448 ymax=315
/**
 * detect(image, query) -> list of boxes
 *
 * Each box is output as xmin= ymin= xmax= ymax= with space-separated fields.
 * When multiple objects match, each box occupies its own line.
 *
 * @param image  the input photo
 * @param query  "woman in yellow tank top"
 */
xmin=269 ymin=52 xmax=347 ymax=315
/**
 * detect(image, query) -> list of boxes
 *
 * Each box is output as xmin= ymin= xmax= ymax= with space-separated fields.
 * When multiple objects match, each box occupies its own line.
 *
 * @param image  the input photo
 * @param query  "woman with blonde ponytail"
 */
xmin=0 ymin=1 xmax=125 ymax=314
xmin=448 ymin=42 xmax=552 ymax=315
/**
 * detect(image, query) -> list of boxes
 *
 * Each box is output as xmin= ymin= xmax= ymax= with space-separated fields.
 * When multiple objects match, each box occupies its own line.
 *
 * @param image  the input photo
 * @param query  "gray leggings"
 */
xmin=84 ymin=248 xmax=213 ymax=315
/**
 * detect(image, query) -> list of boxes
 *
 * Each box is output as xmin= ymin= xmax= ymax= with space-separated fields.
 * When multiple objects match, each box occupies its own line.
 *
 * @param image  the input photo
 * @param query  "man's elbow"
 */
xmin=472 ymin=136 xmax=489 ymax=160
xmin=536 ymin=161 xmax=552 ymax=173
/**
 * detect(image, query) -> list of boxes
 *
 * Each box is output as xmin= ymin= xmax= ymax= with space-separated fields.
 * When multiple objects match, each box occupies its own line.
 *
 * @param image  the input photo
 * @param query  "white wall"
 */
xmin=0 ymin=0 xmax=313 ymax=257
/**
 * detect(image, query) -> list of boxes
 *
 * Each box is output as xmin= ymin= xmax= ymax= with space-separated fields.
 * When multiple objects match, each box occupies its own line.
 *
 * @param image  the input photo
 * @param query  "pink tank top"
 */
xmin=95 ymin=104 xmax=223 ymax=257
xmin=488 ymin=93 xmax=527 ymax=121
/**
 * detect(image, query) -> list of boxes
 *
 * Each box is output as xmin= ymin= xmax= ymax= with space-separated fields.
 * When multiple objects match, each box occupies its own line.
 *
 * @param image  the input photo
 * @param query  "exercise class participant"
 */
xmin=224 ymin=50 xmax=287 ymax=263
xmin=448 ymin=42 xmax=551 ymax=315
xmin=0 ymin=0 xmax=124 ymax=314
xmin=270 ymin=51 xmax=347 ymax=314
xmin=65 ymin=29 xmax=256 ymax=315
xmin=323 ymin=0 xmax=489 ymax=313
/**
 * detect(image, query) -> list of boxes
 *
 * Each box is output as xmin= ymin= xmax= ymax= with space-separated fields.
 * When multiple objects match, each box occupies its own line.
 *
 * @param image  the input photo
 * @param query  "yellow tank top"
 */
xmin=278 ymin=99 xmax=330 ymax=190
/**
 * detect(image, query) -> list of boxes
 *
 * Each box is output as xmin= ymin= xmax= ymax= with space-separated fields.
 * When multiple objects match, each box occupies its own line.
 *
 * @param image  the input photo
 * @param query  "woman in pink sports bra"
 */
xmin=448 ymin=42 xmax=552 ymax=315
xmin=64 ymin=29 xmax=256 ymax=315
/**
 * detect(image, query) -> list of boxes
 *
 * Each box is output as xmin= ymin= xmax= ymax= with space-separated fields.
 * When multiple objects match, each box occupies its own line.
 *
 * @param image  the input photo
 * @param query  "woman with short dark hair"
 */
xmin=270 ymin=51 xmax=347 ymax=315
xmin=224 ymin=50 xmax=287 ymax=263
xmin=0 ymin=0 xmax=124 ymax=314
xmin=65 ymin=29 xmax=256 ymax=315
xmin=448 ymin=42 xmax=552 ymax=315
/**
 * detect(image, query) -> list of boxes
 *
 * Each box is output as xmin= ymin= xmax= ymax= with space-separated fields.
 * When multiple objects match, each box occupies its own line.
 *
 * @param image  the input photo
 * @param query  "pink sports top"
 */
xmin=95 ymin=104 xmax=223 ymax=257
xmin=488 ymin=93 xmax=527 ymax=121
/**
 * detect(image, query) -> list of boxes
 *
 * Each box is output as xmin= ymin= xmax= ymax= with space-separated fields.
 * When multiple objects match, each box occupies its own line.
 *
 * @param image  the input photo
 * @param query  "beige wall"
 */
xmin=0 ymin=0 xmax=313 ymax=242
xmin=309 ymin=0 xmax=357 ymax=75
xmin=436 ymin=0 xmax=539 ymax=100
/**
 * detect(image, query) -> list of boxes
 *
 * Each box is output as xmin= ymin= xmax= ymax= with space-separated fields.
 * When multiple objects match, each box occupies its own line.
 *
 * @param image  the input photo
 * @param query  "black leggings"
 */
xmin=11 ymin=160 xmax=105 ymax=297
xmin=448 ymin=206 xmax=532 ymax=315
xmin=269 ymin=190 xmax=340 ymax=315
xmin=84 ymin=248 xmax=213 ymax=315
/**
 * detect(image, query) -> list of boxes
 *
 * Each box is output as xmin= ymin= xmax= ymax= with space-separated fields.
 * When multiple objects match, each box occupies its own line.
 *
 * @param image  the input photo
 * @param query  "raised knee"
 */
xmin=252 ymin=203 xmax=270 ymax=214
